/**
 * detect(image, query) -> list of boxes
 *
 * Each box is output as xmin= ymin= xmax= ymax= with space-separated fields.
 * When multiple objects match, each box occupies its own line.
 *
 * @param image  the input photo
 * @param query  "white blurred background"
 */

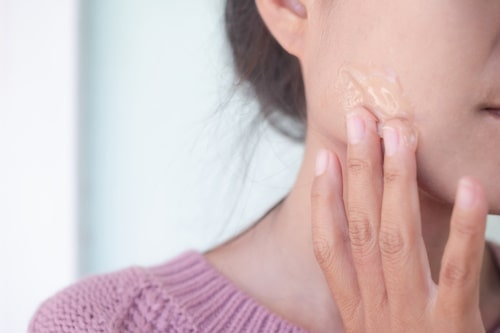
xmin=1 ymin=1 xmax=500 ymax=332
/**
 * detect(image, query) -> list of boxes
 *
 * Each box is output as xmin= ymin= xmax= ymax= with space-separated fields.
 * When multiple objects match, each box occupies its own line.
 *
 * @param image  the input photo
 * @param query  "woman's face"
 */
xmin=301 ymin=0 xmax=500 ymax=212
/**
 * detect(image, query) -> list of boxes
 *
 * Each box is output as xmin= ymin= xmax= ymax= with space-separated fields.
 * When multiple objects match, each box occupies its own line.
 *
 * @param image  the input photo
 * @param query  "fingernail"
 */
xmin=347 ymin=113 xmax=365 ymax=144
xmin=383 ymin=126 xmax=399 ymax=156
xmin=315 ymin=149 xmax=330 ymax=176
xmin=457 ymin=179 xmax=476 ymax=209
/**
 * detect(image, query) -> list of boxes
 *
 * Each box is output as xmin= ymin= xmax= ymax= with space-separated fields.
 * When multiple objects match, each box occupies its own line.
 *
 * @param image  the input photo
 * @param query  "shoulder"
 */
xmin=28 ymin=252 xmax=199 ymax=333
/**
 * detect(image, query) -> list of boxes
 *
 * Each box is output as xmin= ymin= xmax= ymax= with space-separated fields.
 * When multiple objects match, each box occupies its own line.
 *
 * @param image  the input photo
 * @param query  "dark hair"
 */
xmin=225 ymin=0 xmax=307 ymax=142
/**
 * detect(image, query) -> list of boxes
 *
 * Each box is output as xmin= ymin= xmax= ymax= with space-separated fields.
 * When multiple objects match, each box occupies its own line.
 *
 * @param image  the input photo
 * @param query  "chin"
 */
xmin=485 ymin=186 xmax=500 ymax=215
xmin=488 ymin=205 xmax=500 ymax=216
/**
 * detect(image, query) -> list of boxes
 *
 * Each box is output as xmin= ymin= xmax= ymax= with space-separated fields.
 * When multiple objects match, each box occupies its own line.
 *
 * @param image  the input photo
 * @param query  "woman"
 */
xmin=29 ymin=0 xmax=500 ymax=332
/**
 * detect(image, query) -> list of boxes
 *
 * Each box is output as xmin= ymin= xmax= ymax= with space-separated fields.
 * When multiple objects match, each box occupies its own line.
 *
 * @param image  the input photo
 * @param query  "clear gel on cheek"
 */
xmin=335 ymin=62 xmax=417 ymax=138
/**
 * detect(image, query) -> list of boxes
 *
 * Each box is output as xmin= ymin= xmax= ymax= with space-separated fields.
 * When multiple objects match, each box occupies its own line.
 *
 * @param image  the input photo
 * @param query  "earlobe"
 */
xmin=255 ymin=0 xmax=308 ymax=57
xmin=284 ymin=0 xmax=307 ymax=18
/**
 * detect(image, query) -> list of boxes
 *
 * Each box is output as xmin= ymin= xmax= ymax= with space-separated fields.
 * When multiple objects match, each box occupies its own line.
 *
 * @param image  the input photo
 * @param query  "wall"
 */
xmin=0 ymin=0 xmax=78 ymax=331
xmin=80 ymin=0 xmax=304 ymax=275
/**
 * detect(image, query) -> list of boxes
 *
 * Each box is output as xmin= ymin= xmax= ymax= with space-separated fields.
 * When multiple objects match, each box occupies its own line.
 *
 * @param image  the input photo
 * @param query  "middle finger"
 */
xmin=379 ymin=119 xmax=432 ymax=320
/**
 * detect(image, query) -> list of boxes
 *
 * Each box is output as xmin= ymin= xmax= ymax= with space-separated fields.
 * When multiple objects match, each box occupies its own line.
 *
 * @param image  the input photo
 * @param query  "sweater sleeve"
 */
xmin=28 ymin=266 xmax=198 ymax=333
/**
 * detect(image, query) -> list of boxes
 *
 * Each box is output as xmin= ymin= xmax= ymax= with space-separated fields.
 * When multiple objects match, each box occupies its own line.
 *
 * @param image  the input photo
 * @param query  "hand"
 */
xmin=310 ymin=108 xmax=488 ymax=332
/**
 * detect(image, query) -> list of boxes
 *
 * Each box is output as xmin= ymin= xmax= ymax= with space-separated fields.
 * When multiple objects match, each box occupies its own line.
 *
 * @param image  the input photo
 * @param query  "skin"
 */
xmin=205 ymin=0 xmax=500 ymax=331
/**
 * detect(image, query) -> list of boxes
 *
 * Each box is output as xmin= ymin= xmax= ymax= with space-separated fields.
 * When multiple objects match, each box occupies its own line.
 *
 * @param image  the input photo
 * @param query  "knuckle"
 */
xmin=379 ymin=227 xmax=407 ymax=259
xmin=310 ymin=190 xmax=325 ymax=207
xmin=347 ymin=157 xmax=371 ymax=175
xmin=311 ymin=180 xmax=334 ymax=204
xmin=337 ymin=298 xmax=364 ymax=328
xmin=383 ymin=168 xmax=402 ymax=184
xmin=347 ymin=210 xmax=376 ymax=253
xmin=312 ymin=236 xmax=335 ymax=268
xmin=452 ymin=217 xmax=481 ymax=239
xmin=441 ymin=261 xmax=471 ymax=288
xmin=310 ymin=187 xmax=322 ymax=201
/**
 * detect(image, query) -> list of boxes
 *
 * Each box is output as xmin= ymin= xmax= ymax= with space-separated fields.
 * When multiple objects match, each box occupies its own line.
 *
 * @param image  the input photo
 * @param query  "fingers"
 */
xmin=312 ymin=106 xmax=489 ymax=333
xmin=437 ymin=177 xmax=488 ymax=320
xmin=345 ymin=109 xmax=388 ymax=326
xmin=379 ymin=119 xmax=432 ymax=317
xmin=311 ymin=149 xmax=364 ymax=332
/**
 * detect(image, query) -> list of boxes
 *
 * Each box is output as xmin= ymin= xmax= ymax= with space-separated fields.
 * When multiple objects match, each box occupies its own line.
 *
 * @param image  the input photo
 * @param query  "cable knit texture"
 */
xmin=29 ymin=242 xmax=500 ymax=333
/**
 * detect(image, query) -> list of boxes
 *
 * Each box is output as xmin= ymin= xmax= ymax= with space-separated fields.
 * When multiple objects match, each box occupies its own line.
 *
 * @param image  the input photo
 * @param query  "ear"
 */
xmin=255 ymin=0 xmax=309 ymax=58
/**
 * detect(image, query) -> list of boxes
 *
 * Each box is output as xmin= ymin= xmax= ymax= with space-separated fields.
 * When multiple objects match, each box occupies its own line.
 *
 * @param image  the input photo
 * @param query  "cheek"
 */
xmin=303 ymin=0 xmax=500 ymax=210
xmin=301 ymin=56 xmax=348 ymax=144
xmin=416 ymin=114 xmax=500 ymax=213
xmin=414 ymin=125 xmax=461 ymax=207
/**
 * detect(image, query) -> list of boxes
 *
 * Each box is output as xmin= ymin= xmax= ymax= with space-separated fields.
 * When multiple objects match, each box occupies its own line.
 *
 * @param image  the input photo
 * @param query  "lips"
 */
xmin=482 ymin=106 xmax=500 ymax=118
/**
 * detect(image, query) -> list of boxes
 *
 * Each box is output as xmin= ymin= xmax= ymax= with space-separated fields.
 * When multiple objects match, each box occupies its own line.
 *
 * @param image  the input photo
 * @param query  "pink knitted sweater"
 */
xmin=29 ymin=243 xmax=500 ymax=333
